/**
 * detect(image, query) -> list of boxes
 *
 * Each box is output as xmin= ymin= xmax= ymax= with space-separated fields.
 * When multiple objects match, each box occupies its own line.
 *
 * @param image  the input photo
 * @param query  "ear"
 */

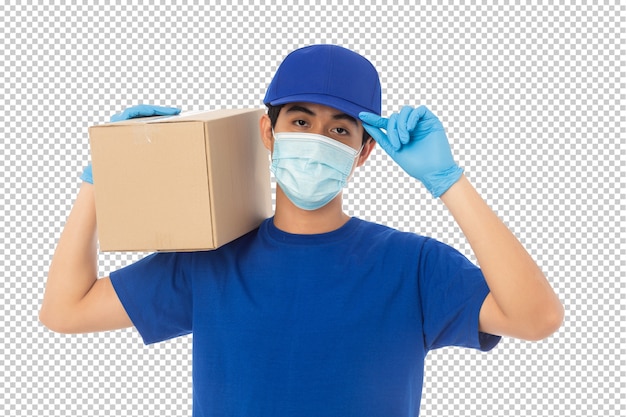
xmin=356 ymin=137 xmax=376 ymax=167
xmin=259 ymin=114 xmax=274 ymax=152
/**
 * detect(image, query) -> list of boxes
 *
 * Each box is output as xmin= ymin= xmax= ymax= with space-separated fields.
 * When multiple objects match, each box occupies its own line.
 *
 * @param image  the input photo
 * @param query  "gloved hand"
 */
xmin=109 ymin=104 xmax=181 ymax=123
xmin=359 ymin=105 xmax=463 ymax=198
xmin=80 ymin=104 xmax=181 ymax=184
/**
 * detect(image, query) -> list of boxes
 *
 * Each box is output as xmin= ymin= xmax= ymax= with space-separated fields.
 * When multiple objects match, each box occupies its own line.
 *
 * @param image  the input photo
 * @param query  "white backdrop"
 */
xmin=1 ymin=1 xmax=623 ymax=416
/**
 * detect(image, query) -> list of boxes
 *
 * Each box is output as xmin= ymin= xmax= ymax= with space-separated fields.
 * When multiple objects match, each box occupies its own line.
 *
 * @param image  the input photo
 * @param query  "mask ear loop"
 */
xmin=347 ymin=143 xmax=366 ymax=182
xmin=269 ymin=129 xmax=277 ymax=162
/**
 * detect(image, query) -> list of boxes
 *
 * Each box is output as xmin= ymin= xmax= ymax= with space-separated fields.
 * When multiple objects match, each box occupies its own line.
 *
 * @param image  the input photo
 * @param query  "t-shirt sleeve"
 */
xmin=110 ymin=252 xmax=193 ymax=345
xmin=418 ymin=238 xmax=501 ymax=352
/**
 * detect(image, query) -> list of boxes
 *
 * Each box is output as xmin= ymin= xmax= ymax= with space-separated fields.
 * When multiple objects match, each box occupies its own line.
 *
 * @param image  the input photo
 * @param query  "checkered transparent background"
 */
xmin=1 ymin=1 xmax=623 ymax=416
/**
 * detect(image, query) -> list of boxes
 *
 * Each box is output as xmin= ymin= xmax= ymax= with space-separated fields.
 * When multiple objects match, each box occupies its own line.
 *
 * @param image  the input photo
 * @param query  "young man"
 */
xmin=40 ymin=44 xmax=563 ymax=416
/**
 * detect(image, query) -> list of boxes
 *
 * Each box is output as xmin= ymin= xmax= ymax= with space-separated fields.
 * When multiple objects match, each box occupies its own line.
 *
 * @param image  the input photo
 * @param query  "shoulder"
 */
xmin=351 ymin=219 xmax=472 ymax=266
xmin=350 ymin=218 xmax=430 ymax=254
xmin=352 ymin=218 xmax=427 ymax=241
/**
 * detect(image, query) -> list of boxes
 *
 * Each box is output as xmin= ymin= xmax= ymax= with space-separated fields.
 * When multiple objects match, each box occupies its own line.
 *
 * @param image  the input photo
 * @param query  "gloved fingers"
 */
xmin=110 ymin=104 xmax=181 ymax=122
xmin=80 ymin=163 xmax=93 ymax=184
xmin=358 ymin=112 xmax=387 ymax=129
xmin=141 ymin=104 xmax=181 ymax=116
xmin=110 ymin=107 xmax=146 ymax=122
xmin=397 ymin=106 xmax=414 ymax=145
xmin=363 ymin=122 xmax=398 ymax=158
xmin=362 ymin=122 xmax=388 ymax=148
xmin=407 ymin=105 xmax=429 ymax=134
xmin=386 ymin=113 xmax=402 ymax=151
xmin=110 ymin=110 xmax=129 ymax=122
xmin=359 ymin=111 xmax=400 ymax=154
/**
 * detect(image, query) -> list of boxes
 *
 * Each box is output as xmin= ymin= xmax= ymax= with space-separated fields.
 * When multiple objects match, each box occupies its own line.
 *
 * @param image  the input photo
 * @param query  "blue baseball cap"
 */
xmin=263 ymin=44 xmax=382 ymax=118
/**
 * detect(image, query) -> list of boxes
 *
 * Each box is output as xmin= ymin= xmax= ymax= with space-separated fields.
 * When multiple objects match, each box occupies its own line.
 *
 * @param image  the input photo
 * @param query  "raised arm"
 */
xmin=40 ymin=104 xmax=181 ymax=334
xmin=440 ymin=175 xmax=563 ymax=340
xmin=359 ymin=106 xmax=563 ymax=341
xmin=39 ymin=182 xmax=131 ymax=333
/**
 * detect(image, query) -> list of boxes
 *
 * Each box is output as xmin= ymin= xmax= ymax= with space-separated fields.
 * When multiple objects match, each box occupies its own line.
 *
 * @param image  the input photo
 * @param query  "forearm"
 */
xmin=40 ymin=182 xmax=99 ymax=331
xmin=440 ymin=175 xmax=563 ymax=338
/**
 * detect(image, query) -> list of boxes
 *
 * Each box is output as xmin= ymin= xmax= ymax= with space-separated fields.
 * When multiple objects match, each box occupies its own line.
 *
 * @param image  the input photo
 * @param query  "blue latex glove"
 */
xmin=359 ymin=105 xmax=463 ymax=198
xmin=109 ymin=104 xmax=181 ymax=123
xmin=80 ymin=104 xmax=181 ymax=183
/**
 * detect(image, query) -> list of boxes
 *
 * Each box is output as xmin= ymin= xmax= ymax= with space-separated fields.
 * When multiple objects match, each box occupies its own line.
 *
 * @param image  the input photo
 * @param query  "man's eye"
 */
xmin=294 ymin=119 xmax=307 ymax=127
xmin=334 ymin=127 xmax=349 ymax=135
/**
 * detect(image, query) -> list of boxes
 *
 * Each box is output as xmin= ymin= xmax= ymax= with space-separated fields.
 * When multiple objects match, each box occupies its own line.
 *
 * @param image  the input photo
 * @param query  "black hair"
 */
xmin=266 ymin=104 xmax=371 ymax=145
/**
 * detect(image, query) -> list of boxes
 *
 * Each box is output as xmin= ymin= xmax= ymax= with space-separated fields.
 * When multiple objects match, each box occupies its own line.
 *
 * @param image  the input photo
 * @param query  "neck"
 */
xmin=273 ymin=187 xmax=351 ymax=234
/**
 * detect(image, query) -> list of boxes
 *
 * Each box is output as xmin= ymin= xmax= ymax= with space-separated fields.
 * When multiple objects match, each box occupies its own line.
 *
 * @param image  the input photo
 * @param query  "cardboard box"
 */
xmin=89 ymin=108 xmax=272 ymax=252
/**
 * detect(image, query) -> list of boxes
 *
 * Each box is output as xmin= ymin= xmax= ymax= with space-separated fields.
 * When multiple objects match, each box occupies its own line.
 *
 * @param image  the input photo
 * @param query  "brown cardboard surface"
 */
xmin=89 ymin=108 xmax=272 ymax=252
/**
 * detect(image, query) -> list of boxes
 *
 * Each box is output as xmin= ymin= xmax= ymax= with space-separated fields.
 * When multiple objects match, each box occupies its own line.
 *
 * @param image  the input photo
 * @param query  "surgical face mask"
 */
xmin=270 ymin=131 xmax=362 ymax=211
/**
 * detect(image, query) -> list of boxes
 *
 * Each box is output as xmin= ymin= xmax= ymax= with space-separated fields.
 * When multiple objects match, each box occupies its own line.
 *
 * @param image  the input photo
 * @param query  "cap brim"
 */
xmin=268 ymin=94 xmax=379 ymax=119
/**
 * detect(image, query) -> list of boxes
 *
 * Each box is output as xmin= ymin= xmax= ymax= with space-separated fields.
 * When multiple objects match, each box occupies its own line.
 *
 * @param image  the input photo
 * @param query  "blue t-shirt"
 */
xmin=111 ymin=217 xmax=500 ymax=417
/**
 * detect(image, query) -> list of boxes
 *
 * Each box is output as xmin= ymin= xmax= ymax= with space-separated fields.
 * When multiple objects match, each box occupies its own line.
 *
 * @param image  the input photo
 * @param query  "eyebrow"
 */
xmin=285 ymin=104 xmax=358 ymax=126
